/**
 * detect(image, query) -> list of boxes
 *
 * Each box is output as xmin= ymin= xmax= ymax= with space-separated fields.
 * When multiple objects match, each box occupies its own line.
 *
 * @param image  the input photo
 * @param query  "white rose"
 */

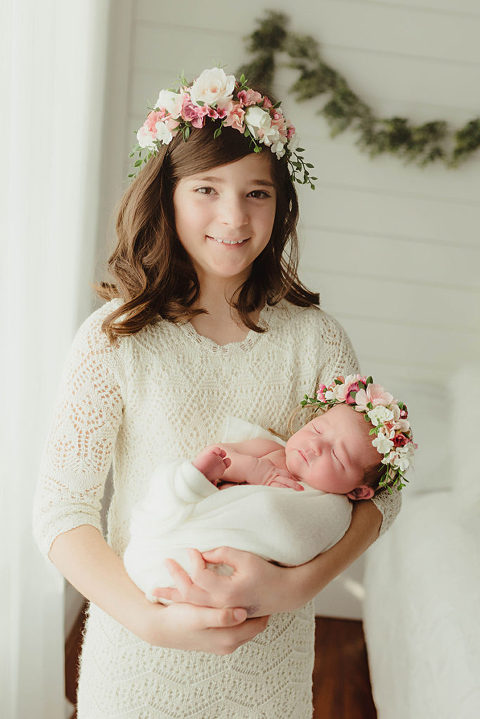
xmin=344 ymin=374 xmax=362 ymax=385
xmin=137 ymin=125 xmax=155 ymax=149
xmin=325 ymin=383 xmax=346 ymax=402
xmin=189 ymin=67 xmax=235 ymax=106
xmin=261 ymin=125 xmax=281 ymax=147
xmin=394 ymin=418 xmax=410 ymax=433
xmin=367 ymin=406 xmax=394 ymax=426
xmin=245 ymin=106 xmax=272 ymax=138
xmin=373 ymin=434 xmax=394 ymax=455
xmin=391 ymin=452 xmax=410 ymax=471
xmin=155 ymin=120 xmax=173 ymax=145
xmin=156 ymin=90 xmax=183 ymax=118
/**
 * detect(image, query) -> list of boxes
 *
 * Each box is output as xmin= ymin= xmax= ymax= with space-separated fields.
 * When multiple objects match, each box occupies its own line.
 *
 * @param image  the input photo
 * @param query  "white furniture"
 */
xmin=363 ymin=372 xmax=480 ymax=719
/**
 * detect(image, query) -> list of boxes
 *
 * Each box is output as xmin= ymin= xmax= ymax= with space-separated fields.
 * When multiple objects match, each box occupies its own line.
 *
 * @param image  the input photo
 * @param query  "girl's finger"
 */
xmin=187 ymin=547 xmax=206 ymax=573
xmin=200 ymin=606 xmax=248 ymax=628
xmin=164 ymin=558 xmax=194 ymax=594
xmin=151 ymin=586 xmax=181 ymax=602
xmin=201 ymin=546 xmax=239 ymax=565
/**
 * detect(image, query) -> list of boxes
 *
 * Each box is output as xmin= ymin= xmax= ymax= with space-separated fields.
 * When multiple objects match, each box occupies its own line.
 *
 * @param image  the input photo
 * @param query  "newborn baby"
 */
xmin=125 ymin=400 xmax=395 ymax=602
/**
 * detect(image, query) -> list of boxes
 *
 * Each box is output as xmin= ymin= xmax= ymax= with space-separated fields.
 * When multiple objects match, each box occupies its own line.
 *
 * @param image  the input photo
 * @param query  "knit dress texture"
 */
xmin=33 ymin=299 xmax=400 ymax=719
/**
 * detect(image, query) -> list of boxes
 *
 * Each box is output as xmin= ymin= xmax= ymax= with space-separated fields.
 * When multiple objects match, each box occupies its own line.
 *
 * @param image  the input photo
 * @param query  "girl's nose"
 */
xmin=218 ymin=196 xmax=249 ymax=229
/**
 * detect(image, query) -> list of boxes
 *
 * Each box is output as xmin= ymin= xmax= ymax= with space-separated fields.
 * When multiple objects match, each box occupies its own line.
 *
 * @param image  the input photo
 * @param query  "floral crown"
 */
xmin=301 ymin=375 xmax=416 ymax=493
xmin=131 ymin=67 xmax=316 ymax=188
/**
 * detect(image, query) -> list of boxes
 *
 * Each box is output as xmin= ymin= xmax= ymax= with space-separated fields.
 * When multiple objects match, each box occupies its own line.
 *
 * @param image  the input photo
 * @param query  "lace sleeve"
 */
xmin=317 ymin=312 xmax=360 ymax=382
xmin=33 ymin=306 xmax=124 ymax=558
xmin=317 ymin=312 xmax=401 ymax=535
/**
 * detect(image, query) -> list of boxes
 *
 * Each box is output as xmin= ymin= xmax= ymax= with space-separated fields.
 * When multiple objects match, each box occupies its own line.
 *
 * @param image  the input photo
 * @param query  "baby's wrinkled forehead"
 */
xmin=323 ymin=404 xmax=378 ymax=465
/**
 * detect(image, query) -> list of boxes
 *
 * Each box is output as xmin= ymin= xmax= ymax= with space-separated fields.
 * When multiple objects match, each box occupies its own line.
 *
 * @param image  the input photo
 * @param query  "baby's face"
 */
xmin=285 ymin=404 xmax=379 ymax=496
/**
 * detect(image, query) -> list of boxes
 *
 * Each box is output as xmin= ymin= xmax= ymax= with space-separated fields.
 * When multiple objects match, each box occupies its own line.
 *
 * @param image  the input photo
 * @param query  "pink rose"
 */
xmin=393 ymin=433 xmax=410 ymax=447
xmin=355 ymin=383 xmax=394 ymax=412
xmin=263 ymin=96 xmax=273 ymax=109
xmin=237 ymin=89 xmax=263 ymax=106
xmin=345 ymin=380 xmax=362 ymax=405
xmin=316 ymin=384 xmax=327 ymax=402
xmin=224 ymin=103 xmax=245 ymax=132
xmin=287 ymin=125 xmax=295 ymax=139
xmin=181 ymin=98 xmax=208 ymax=128
xmin=400 ymin=404 xmax=408 ymax=419
xmin=145 ymin=110 xmax=166 ymax=133
xmin=215 ymin=99 xmax=232 ymax=119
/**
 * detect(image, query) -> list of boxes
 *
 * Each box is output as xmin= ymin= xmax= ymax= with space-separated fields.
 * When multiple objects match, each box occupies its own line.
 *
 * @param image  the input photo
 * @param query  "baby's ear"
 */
xmin=346 ymin=485 xmax=375 ymax=501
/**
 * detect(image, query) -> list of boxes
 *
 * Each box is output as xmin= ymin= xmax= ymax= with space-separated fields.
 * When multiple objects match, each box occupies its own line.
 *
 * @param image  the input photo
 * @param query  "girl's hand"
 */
xmin=142 ymin=600 xmax=269 ymax=654
xmin=152 ymin=547 xmax=296 ymax=617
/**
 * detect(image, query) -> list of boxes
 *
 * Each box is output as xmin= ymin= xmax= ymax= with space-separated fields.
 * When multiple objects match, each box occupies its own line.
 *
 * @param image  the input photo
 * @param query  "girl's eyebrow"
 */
xmin=191 ymin=175 xmax=275 ymax=187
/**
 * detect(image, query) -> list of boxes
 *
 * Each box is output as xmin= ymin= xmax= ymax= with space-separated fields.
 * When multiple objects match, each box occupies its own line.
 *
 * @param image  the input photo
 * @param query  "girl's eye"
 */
xmin=195 ymin=187 xmax=216 ymax=195
xmin=248 ymin=190 xmax=271 ymax=199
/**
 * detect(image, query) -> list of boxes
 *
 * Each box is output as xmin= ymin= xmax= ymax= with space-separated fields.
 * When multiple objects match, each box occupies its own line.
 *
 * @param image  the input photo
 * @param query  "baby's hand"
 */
xmin=264 ymin=469 xmax=304 ymax=491
xmin=193 ymin=446 xmax=231 ymax=484
xmin=252 ymin=460 xmax=303 ymax=491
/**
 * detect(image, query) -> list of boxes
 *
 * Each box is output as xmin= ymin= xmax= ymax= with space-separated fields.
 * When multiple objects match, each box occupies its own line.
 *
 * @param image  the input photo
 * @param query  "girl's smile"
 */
xmin=173 ymin=153 xmax=276 ymax=288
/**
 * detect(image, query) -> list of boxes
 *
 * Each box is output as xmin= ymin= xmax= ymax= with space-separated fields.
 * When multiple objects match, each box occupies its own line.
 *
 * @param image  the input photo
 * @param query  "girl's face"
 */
xmin=173 ymin=152 xmax=276 ymax=289
xmin=285 ymin=404 xmax=378 ymax=499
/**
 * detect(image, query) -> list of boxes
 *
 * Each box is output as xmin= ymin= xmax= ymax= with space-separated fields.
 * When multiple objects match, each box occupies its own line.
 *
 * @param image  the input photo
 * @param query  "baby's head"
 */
xmin=286 ymin=375 xmax=415 ymax=499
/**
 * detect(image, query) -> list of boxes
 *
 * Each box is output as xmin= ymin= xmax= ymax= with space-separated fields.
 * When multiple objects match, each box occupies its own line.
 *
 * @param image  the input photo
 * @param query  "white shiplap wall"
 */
xmin=100 ymin=0 xmax=480 ymax=617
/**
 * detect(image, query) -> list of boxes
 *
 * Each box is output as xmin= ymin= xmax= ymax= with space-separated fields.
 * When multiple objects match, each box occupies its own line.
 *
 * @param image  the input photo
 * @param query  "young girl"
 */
xmin=33 ymin=67 xmax=401 ymax=718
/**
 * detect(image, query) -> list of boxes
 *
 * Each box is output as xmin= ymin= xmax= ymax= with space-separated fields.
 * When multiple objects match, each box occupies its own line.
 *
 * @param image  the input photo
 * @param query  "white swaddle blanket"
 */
xmin=124 ymin=417 xmax=352 ymax=601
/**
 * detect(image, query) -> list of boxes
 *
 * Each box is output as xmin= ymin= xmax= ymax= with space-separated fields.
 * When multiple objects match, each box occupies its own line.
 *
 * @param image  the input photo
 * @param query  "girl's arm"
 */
xmin=49 ymin=524 xmax=269 ymax=652
xmin=34 ymin=310 xmax=268 ymax=653
xmin=152 ymin=498 xmax=382 ymax=615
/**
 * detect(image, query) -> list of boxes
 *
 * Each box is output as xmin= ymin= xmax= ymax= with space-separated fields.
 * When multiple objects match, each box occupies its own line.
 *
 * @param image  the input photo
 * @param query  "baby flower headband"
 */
xmin=301 ymin=375 xmax=416 ymax=493
xmin=131 ymin=67 xmax=316 ymax=188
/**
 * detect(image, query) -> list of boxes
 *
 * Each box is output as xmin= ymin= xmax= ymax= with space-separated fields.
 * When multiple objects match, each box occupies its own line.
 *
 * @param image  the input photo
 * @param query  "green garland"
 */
xmin=238 ymin=11 xmax=480 ymax=168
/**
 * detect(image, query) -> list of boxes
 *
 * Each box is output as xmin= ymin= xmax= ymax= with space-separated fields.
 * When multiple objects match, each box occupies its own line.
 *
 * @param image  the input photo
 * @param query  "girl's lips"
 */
xmin=206 ymin=235 xmax=249 ymax=246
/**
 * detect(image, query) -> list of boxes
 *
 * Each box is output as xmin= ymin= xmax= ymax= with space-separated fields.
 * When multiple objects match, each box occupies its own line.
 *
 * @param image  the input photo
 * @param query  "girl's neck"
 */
xmin=189 ymin=281 xmax=261 ymax=346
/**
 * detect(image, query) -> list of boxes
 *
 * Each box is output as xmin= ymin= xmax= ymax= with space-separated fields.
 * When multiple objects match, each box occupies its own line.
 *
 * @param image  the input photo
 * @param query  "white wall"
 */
xmin=98 ymin=0 xmax=480 ymax=618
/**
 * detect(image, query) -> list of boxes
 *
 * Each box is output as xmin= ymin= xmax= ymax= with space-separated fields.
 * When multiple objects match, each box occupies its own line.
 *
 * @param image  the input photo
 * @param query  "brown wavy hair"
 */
xmin=97 ymin=122 xmax=319 ymax=341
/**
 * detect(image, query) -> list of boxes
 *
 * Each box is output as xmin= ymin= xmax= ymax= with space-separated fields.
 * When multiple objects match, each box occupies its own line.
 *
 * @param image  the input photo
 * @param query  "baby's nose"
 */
xmin=309 ymin=438 xmax=324 ymax=455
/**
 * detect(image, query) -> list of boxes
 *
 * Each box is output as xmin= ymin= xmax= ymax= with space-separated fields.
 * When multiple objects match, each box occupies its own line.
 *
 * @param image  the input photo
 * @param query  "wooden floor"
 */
xmin=313 ymin=617 xmax=377 ymax=719
xmin=66 ymin=608 xmax=377 ymax=718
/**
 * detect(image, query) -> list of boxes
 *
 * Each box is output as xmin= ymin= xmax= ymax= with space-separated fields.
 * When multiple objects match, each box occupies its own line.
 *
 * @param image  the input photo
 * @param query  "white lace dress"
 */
xmin=33 ymin=299 xmax=400 ymax=719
